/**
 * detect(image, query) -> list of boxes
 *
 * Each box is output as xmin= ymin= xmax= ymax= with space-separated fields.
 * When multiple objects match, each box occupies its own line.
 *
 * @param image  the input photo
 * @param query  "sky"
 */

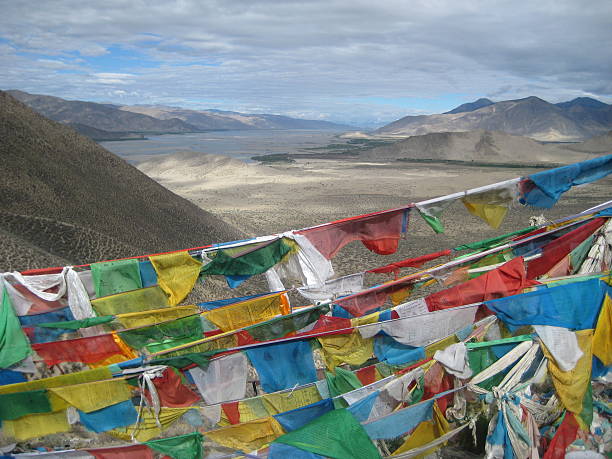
xmin=1 ymin=0 xmax=611 ymax=127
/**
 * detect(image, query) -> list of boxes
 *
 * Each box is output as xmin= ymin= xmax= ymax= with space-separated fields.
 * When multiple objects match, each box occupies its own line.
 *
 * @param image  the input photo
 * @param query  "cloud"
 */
xmin=1 ymin=0 xmax=611 ymax=125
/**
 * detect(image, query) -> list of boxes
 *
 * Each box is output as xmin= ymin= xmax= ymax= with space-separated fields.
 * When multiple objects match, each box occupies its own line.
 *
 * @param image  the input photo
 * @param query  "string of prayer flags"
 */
xmin=91 ymin=286 xmax=169 ymax=316
xmin=149 ymin=251 xmax=202 ymax=305
xmin=368 ymin=250 xmax=452 ymax=275
xmin=1 ymin=285 xmax=32 ymax=368
xmin=296 ymin=208 xmax=408 ymax=259
xmin=78 ymin=400 xmax=139 ymax=433
xmin=246 ymin=339 xmax=318 ymax=392
xmin=90 ymin=259 xmax=142 ymax=298
xmin=425 ymin=256 xmax=533 ymax=311
xmin=144 ymin=431 xmax=204 ymax=459
xmin=521 ymin=154 xmax=612 ymax=208
xmin=205 ymin=416 xmax=285 ymax=452
xmin=274 ymin=408 xmax=382 ymax=459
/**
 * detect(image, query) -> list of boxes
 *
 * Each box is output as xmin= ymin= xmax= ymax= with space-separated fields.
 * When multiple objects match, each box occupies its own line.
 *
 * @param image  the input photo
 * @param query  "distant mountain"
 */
xmin=359 ymin=129 xmax=600 ymax=164
xmin=444 ymin=98 xmax=494 ymax=114
xmin=7 ymin=90 xmax=198 ymax=133
xmin=377 ymin=96 xmax=612 ymax=141
xmin=0 ymin=90 xmax=243 ymax=271
xmin=120 ymin=105 xmax=354 ymax=131
xmin=6 ymin=90 xmax=353 ymax=136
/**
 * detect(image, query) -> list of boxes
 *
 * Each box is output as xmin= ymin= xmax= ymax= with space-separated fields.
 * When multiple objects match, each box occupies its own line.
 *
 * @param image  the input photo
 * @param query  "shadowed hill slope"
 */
xmin=0 ymin=91 xmax=244 ymax=271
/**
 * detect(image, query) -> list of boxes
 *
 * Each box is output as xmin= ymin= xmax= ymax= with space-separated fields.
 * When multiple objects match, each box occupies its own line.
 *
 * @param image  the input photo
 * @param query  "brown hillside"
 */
xmin=0 ymin=91 xmax=243 ymax=271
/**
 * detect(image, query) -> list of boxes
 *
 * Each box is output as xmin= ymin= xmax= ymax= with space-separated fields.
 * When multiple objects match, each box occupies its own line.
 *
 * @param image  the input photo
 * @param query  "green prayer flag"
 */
xmin=150 ymin=351 xmax=218 ymax=369
xmin=91 ymin=259 xmax=143 ymax=298
xmin=274 ymin=408 xmax=381 ymax=459
xmin=37 ymin=316 xmax=115 ymax=330
xmin=325 ymin=367 xmax=363 ymax=398
xmin=419 ymin=212 xmax=445 ymax=234
xmin=467 ymin=348 xmax=505 ymax=390
xmin=0 ymin=287 xmax=31 ymax=369
xmin=453 ymin=226 xmax=537 ymax=252
xmin=119 ymin=315 xmax=203 ymax=352
xmin=0 ymin=389 xmax=52 ymax=420
xmin=570 ymin=235 xmax=595 ymax=274
xmin=202 ymin=238 xmax=293 ymax=277
xmin=145 ymin=431 xmax=204 ymax=459
xmin=246 ymin=304 xmax=329 ymax=342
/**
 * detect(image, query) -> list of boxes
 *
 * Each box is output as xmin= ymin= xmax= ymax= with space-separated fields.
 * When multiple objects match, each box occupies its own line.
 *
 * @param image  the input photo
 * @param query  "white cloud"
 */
xmin=0 ymin=0 xmax=611 ymax=124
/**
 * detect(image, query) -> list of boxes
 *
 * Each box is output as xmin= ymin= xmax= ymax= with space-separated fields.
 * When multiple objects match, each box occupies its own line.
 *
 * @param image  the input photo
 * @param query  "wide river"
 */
xmin=99 ymin=129 xmax=349 ymax=163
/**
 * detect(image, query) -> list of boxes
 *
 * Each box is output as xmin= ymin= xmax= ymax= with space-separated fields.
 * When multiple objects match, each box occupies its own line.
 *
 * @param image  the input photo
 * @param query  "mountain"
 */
xmin=67 ymin=123 xmax=146 ymax=141
xmin=6 ymin=90 xmax=353 ymax=136
xmin=377 ymin=96 xmax=612 ymax=141
xmin=7 ymin=90 xmax=198 ymax=133
xmin=0 ymin=90 xmax=243 ymax=271
xmin=444 ymin=98 xmax=494 ymax=114
xmin=119 ymin=105 xmax=354 ymax=130
xmin=359 ymin=129 xmax=599 ymax=164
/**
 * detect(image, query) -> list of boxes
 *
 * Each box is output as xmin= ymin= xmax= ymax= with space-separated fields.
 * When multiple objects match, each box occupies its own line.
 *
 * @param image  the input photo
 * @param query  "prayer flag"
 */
xmin=149 ymin=252 xmax=202 ymax=306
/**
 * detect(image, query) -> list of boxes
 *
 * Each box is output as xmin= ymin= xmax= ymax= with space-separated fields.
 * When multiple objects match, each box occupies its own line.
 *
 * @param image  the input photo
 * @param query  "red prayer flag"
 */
xmin=368 ymin=249 xmax=452 ymax=275
xmin=87 ymin=444 xmax=153 ymax=459
xmin=32 ymin=334 xmax=127 ymax=366
xmin=527 ymin=218 xmax=604 ymax=279
xmin=356 ymin=365 xmax=378 ymax=386
xmin=222 ymin=401 xmax=241 ymax=424
xmin=425 ymin=257 xmax=536 ymax=311
xmin=146 ymin=368 xmax=201 ymax=408
xmin=297 ymin=208 xmax=408 ymax=259
xmin=543 ymin=412 xmax=579 ymax=459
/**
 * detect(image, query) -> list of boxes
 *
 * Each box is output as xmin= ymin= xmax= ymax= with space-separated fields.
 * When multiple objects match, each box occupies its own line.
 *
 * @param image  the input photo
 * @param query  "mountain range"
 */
xmin=0 ymin=90 xmax=243 ymax=271
xmin=377 ymin=96 xmax=612 ymax=141
xmin=6 ymin=90 xmax=352 ymax=140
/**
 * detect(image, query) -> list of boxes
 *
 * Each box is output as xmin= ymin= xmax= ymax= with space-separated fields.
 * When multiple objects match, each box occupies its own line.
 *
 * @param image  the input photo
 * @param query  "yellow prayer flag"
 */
xmin=542 ymin=329 xmax=593 ymax=415
xmin=593 ymin=294 xmax=611 ymax=366
xmin=260 ymin=386 xmax=321 ymax=414
xmin=318 ymin=331 xmax=374 ymax=371
xmin=2 ymin=410 xmax=69 ymax=441
xmin=461 ymin=200 xmax=508 ymax=230
xmin=391 ymin=401 xmax=450 ymax=457
xmin=92 ymin=286 xmax=169 ymax=316
xmin=49 ymin=378 xmax=132 ymax=413
xmin=204 ymin=293 xmax=287 ymax=332
xmin=109 ymin=407 xmax=191 ymax=442
xmin=150 ymin=251 xmax=203 ymax=306
xmin=425 ymin=335 xmax=459 ymax=359
xmin=0 ymin=367 xmax=112 ymax=395
xmin=205 ymin=417 xmax=285 ymax=452
xmin=390 ymin=287 xmax=411 ymax=306
xmin=116 ymin=305 xmax=200 ymax=328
